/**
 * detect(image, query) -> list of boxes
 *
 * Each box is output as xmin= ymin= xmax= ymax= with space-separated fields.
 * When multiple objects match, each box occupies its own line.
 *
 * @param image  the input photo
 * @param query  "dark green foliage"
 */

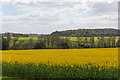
xmin=24 ymin=39 xmax=34 ymax=49
xmin=0 ymin=36 xmax=1 ymax=50
xmin=60 ymin=42 xmax=69 ymax=49
xmin=2 ymin=63 xmax=119 ymax=79
xmin=34 ymin=40 xmax=46 ymax=49
xmin=34 ymin=41 xmax=46 ymax=49
xmin=116 ymin=37 xmax=120 ymax=47
xmin=5 ymin=33 xmax=11 ymax=49
xmin=2 ymin=37 xmax=9 ymax=50
xmin=51 ymin=29 xmax=120 ymax=37
xmin=90 ymin=37 xmax=95 ymax=48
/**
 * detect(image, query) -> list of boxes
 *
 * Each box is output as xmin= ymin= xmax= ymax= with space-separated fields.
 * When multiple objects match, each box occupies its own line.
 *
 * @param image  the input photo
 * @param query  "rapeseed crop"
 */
xmin=1 ymin=48 xmax=119 ymax=78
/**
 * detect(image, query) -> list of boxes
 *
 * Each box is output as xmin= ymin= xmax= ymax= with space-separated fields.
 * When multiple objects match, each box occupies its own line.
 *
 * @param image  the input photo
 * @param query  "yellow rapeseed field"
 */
xmin=1 ymin=48 xmax=118 ymax=68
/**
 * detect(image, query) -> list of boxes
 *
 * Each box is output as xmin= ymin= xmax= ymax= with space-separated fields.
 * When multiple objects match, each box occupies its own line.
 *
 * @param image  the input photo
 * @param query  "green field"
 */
xmin=10 ymin=36 xmax=119 ymax=42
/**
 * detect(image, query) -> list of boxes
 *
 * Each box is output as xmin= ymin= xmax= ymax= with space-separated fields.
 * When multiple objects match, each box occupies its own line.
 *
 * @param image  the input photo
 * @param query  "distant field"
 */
xmin=2 ymin=48 xmax=119 ymax=78
xmin=62 ymin=36 xmax=119 ymax=41
xmin=10 ymin=36 xmax=119 ymax=42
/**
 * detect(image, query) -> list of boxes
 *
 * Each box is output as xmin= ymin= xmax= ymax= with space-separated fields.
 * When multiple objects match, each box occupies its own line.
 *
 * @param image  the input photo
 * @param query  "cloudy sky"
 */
xmin=0 ymin=0 xmax=119 ymax=34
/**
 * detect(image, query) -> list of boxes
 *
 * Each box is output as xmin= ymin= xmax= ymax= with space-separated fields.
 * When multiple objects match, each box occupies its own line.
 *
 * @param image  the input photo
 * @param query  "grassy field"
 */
xmin=1 ymin=48 xmax=119 ymax=78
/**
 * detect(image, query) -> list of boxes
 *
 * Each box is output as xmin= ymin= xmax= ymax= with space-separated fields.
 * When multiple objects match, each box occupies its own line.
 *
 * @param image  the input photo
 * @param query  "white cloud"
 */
xmin=1 ymin=0 xmax=119 ymax=3
xmin=2 ymin=2 xmax=118 ymax=34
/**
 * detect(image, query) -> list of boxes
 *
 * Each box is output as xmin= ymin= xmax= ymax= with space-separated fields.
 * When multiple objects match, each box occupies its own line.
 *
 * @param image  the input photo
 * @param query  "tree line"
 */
xmin=1 ymin=33 xmax=120 ymax=50
xmin=52 ymin=28 xmax=120 ymax=37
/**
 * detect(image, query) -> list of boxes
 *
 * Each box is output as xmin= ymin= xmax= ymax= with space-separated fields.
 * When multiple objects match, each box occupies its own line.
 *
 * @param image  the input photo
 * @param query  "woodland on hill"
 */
xmin=51 ymin=28 xmax=120 ymax=37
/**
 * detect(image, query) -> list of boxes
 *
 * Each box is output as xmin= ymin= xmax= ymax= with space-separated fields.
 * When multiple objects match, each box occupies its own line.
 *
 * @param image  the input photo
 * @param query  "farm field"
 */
xmin=1 ymin=48 xmax=119 ymax=78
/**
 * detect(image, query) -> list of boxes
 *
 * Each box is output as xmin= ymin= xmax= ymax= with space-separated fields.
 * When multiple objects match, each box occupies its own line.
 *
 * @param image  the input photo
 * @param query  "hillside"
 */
xmin=51 ymin=28 xmax=120 ymax=37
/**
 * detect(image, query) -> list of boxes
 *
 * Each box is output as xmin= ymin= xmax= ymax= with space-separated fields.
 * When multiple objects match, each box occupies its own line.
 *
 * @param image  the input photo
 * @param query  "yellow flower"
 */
xmin=2 ymin=48 xmax=118 ymax=68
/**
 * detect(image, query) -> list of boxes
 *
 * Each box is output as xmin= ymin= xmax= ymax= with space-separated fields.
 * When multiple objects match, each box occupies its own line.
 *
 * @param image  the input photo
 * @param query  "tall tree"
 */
xmin=100 ymin=37 xmax=105 ymax=48
xmin=45 ymin=35 xmax=51 ymax=48
xmin=2 ymin=36 xmax=9 ymax=50
xmin=34 ymin=36 xmax=46 ymax=49
xmin=105 ymin=38 xmax=111 ymax=48
xmin=97 ymin=37 xmax=101 ymax=48
xmin=25 ymin=38 xmax=34 ymax=49
xmin=11 ymin=36 xmax=19 ymax=49
xmin=5 ymin=33 xmax=11 ymax=49
xmin=50 ymin=35 xmax=56 ymax=48
xmin=111 ymin=37 xmax=116 ymax=48
xmin=85 ymin=37 xmax=89 ymax=48
xmin=90 ymin=37 xmax=95 ymax=48
xmin=77 ymin=37 xmax=83 ymax=48
xmin=116 ymin=37 xmax=120 ymax=47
